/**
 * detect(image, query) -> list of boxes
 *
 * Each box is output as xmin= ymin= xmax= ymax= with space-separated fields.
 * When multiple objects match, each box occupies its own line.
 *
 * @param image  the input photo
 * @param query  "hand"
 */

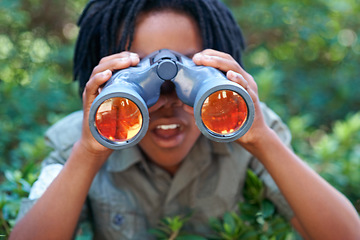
xmin=192 ymin=49 xmax=270 ymax=146
xmin=79 ymin=51 xmax=140 ymax=157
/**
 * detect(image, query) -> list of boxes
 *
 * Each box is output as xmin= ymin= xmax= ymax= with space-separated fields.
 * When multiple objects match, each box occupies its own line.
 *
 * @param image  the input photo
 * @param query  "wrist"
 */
xmin=238 ymin=123 xmax=274 ymax=144
xmin=68 ymin=140 xmax=112 ymax=174
xmin=78 ymin=137 xmax=113 ymax=157
xmin=238 ymin=126 xmax=279 ymax=158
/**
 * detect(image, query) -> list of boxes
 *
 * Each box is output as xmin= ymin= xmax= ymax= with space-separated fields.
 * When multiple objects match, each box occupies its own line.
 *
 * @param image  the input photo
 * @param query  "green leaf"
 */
xmin=223 ymin=212 xmax=236 ymax=234
xmin=261 ymin=200 xmax=275 ymax=219
xmin=148 ymin=228 xmax=169 ymax=238
xmin=176 ymin=235 xmax=207 ymax=240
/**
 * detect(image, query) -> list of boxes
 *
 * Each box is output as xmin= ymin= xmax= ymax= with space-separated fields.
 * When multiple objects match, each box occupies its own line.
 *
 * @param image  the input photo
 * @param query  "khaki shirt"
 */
xmin=17 ymin=103 xmax=294 ymax=239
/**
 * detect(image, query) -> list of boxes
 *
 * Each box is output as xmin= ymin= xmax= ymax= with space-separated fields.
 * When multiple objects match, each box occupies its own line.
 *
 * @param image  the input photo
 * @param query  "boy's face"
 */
xmin=130 ymin=10 xmax=202 ymax=174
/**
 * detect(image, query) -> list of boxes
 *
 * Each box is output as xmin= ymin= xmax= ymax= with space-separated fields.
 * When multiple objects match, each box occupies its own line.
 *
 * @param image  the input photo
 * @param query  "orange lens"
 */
xmin=201 ymin=90 xmax=248 ymax=135
xmin=95 ymin=97 xmax=142 ymax=142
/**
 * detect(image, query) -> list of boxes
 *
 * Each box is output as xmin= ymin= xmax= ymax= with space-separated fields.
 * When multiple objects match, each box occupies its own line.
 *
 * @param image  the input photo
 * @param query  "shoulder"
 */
xmin=260 ymin=102 xmax=283 ymax=126
xmin=259 ymin=102 xmax=292 ymax=147
xmin=44 ymin=111 xmax=83 ymax=152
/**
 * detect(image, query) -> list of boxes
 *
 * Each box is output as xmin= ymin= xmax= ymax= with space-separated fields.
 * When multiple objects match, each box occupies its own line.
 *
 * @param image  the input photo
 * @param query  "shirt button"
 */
xmin=113 ymin=213 xmax=124 ymax=226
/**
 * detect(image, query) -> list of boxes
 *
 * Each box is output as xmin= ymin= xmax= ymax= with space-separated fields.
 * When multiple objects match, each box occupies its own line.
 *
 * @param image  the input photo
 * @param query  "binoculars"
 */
xmin=89 ymin=49 xmax=254 ymax=149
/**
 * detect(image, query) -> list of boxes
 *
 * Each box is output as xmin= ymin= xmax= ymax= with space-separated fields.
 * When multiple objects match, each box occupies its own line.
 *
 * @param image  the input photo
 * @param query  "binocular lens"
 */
xmin=95 ymin=97 xmax=143 ymax=142
xmin=201 ymin=90 xmax=248 ymax=135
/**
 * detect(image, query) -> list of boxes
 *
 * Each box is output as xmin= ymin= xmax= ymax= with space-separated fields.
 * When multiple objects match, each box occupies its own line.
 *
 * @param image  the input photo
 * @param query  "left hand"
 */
xmin=192 ymin=49 xmax=270 ymax=146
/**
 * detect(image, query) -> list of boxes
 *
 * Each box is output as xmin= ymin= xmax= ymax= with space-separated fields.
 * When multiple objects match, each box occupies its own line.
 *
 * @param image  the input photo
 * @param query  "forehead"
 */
xmin=130 ymin=10 xmax=203 ymax=58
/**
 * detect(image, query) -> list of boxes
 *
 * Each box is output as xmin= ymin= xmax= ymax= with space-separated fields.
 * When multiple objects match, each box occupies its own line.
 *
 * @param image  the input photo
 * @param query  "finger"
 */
xmin=200 ymin=49 xmax=234 ymax=60
xmin=226 ymin=70 xmax=249 ymax=90
xmin=83 ymin=69 xmax=112 ymax=106
xmin=227 ymin=70 xmax=258 ymax=99
xmin=90 ymin=53 xmax=140 ymax=79
xmin=193 ymin=50 xmax=253 ymax=80
xmin=193 ymin=54 xmax=239 ymax=73
xmin=194 ymin=53 xmax=257 ymax=89
xmin=98 ymin=52 xmax=138 ymax=64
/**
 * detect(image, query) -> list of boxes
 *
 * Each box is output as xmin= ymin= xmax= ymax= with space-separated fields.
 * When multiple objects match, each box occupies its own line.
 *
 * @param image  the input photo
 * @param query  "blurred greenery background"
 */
xmin=0 ymin=0 xmax=359 ymax=238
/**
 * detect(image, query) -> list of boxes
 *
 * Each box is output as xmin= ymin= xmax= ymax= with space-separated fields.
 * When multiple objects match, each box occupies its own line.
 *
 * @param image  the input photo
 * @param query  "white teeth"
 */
xmin=156 ymin=124 xmax=180 ymax=130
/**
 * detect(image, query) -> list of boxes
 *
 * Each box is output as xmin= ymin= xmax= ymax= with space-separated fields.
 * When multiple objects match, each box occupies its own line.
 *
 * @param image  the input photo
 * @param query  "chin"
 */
xmin=140 ymin=143 xmax=187 ymax=164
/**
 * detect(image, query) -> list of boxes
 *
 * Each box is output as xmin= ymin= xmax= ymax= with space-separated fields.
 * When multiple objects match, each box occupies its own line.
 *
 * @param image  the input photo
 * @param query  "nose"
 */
xmin=162 ymin=92 xmax=183 ymax=108
xmin=148 ymin=81 xmax=183 ymax=113
xmin=166 ymin=97 xmax=183 ymax=111
xmin=160 ymin=80 xmax=175 ymax=95
xmin=160 ymin=81 xmax=182 ymax=108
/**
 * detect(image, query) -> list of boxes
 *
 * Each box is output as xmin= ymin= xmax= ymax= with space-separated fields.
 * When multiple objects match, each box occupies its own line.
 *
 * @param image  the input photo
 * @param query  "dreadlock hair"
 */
xmin=74 ymin=0 xmax=246 ymax=94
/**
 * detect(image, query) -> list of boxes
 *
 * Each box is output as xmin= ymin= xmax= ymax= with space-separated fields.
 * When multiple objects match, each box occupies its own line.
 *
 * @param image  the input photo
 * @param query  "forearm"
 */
xmin=10 ymin=142 xmax=110 ymax=240
xmin=242 ymin=128 xmax=360 ymax=239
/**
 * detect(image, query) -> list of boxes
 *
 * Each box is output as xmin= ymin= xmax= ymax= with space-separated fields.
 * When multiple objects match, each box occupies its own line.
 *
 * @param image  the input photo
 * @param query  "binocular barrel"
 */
xmin=89 ymin=49 xmax=254 ymax=149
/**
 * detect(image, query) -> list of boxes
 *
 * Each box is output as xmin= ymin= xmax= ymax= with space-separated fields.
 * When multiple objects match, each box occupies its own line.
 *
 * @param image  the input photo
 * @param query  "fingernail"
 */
xmin=130 ymin=52 xmax=138 ymax=57
xmin=130 ymin=54 xmax=139 ymax=62
xmin=103 ymin=69 xmax=112 ymax=76
xmin=227 ymin=70 xmax=235 ymax=78
xmin=193 ymin=53 xmax=201 ymax=62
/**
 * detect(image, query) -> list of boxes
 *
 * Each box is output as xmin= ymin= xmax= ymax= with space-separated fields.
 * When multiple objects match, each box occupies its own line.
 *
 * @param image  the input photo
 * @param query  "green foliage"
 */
xmin=289 ymin=112 xmax=360 ymax=211
xmin=224 ymin=0 xmax=360 ymax=127
xmin=208 ymin=170 xmax=294 ymax=240
xmin=0 ymin=0 xmax=84 ymax=170
xmin=0 ymin=0 xmax=85 ymax=238
xmin=0 ymin=160 xmax=39 ymax=238
xmin=151 ymin=170 xmax=294 ymax=240
xmin=149 ymin=214 xmax=207 ymax=240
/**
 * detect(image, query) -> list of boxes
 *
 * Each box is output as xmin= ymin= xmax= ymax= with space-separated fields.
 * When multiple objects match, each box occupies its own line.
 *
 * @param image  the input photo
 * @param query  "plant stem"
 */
xmin=169 ymin=230 xmax=179 ymax=240
xmin=0 ymin=211 xmax=11 ymax=236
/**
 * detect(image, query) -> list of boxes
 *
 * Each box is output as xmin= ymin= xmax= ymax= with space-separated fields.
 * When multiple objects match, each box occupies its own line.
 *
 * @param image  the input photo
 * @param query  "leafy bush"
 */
xmin=0 ymin=0 xmax=84 ymax=238
xmin=225 ymin=0 xmax=360 ymax=126
xmin=0 ymin=161 xmax=39 ymax=237
xmin=289 ymin=112 xmax=360 ymax=211
xmin=0 ymin=0 xmax=83 ymax=171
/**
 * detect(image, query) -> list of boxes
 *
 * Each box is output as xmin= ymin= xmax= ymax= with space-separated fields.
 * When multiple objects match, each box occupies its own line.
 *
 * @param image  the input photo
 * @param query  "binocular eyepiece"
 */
xmin=89 ymin=49 xmax=255 ymax=149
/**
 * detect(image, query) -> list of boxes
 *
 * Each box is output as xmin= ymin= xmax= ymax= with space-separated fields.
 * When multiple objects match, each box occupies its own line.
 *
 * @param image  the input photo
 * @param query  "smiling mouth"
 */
xmin=156 ymin=124 xmax=180 ymax=130
xmin=154 ymin=124 xmax=181 ymax=139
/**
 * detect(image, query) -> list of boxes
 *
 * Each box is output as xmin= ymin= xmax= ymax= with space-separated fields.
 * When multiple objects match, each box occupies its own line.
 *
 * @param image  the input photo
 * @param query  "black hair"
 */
xmin=74 ymin=0 xmax=246 ymax=94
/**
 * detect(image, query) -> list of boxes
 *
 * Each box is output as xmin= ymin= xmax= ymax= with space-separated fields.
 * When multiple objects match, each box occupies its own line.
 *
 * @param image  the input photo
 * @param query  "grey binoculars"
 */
xmin=89 ymin=49 xmax=254 ymax=149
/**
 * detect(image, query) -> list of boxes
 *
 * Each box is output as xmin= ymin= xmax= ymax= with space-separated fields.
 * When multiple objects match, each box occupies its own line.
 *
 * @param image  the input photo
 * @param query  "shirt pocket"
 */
xmin=90 ymin=195 xmax=149 ymax=240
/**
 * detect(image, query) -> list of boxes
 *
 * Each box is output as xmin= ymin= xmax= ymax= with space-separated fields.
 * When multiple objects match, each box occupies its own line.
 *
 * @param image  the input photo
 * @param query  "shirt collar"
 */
xmin=210 ymin=139 xmax=233 ymax=155
xmin=106 ymin=145 xmax=143 ymax=172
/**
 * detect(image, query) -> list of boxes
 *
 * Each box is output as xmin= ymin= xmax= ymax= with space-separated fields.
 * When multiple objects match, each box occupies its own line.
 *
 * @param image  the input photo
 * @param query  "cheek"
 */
xmin=183 ymin=105 xmax=194 ymax=114
xmin=186 ymin=119 xmax=201 ymax=143
xmin=189 ymin=127 xmax=201 ymax=142
xmin=137 ymin=136 xmax=154 ymax=154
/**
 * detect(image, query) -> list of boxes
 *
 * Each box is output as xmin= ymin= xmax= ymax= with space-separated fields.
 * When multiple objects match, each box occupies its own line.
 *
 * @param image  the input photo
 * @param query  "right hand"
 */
xmin=78 ymin=51 xmax=140 ymax=157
